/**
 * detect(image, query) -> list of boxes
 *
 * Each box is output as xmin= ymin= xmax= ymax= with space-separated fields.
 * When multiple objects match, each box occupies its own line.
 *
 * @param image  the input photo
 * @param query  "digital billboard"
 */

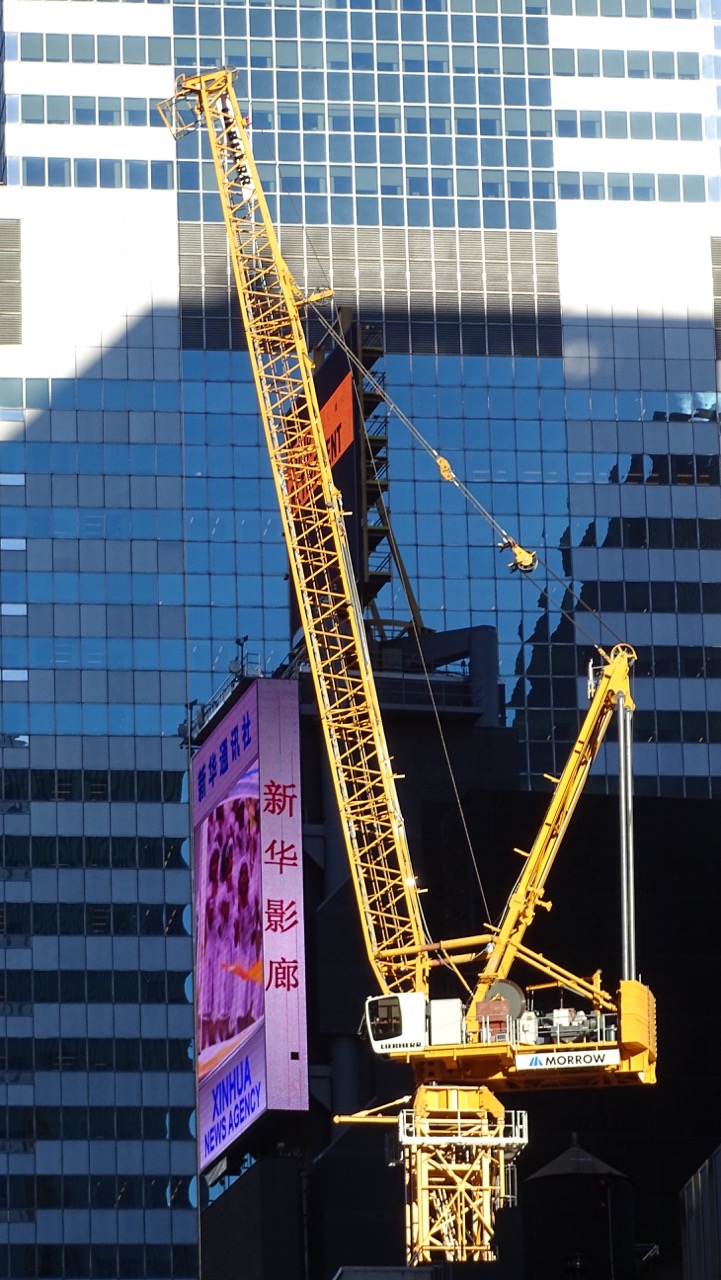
xmin=192 ymin=679 xmax=308 ymax=1171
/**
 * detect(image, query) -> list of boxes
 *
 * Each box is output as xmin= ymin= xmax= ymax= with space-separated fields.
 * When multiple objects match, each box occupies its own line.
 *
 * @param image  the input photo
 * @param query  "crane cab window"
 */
xmin=367 ymin=996 xmax=402 ymax=1043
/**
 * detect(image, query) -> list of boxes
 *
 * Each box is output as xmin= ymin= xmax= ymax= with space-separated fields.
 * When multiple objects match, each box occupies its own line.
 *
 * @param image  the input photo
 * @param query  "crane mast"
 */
xmin=161 ymin=70 xmax=656 ymax=1267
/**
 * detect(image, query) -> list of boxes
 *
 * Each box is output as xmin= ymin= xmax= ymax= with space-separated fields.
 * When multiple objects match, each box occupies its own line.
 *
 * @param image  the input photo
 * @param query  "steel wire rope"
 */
xmin=266 ymin=200 xmax=504 ymax=931
xmin=342 ymin=335 xmax=493 ymax=940
xmin=233 ymin=155 xmax=492 ymax=944
xmin=308 ymin=296 xmax=495 ymax=934
xmin=211 ymin=91 xmax=622 ymax=653
xmin=233 ymin=116 xmax=437 ymax=965
xmin=308 ymin=306 xmax=627 ymax=655
xmin=305 ymin=306 xmax=637 ymax=939
xmin=241 ymin=111 xmax=631 ymax=945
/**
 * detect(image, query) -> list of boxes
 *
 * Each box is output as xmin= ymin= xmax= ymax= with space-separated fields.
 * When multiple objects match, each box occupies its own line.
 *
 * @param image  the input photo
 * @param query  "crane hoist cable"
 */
xmin=245 ymin=115 xmax=625 ymax=660
xmin=307 ymin=306 xmax=631 ymax=933
xmin=338 ymin=330 xmax=494 ymax=928
xmin=310 ymin=304 xmax=537 ymax=573
xmin=308 ymin=304 xmax=628 ymax=655
xmin=248 ymin=149 xmax=538 ymax=578
xmin=246 ymin=103 xmax=625 ymax=658
xmin=217 ymin=120 xmax=629 ymax=929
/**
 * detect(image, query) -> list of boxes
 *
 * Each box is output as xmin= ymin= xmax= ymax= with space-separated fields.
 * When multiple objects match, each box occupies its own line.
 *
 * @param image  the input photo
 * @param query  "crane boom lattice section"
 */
xmin=160 ymin=71 xmax=429 ymax=995
xmin=468 ymin=643 xmax=638 ymax=1016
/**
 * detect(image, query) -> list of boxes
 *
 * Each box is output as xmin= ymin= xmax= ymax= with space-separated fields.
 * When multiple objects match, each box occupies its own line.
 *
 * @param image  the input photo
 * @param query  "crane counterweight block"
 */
xmin=618 ymin=978 xmax=657 ymax=1079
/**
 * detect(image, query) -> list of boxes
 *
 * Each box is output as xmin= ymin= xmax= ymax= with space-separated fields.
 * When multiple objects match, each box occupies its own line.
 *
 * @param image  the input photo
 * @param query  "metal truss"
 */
xmin=159 ymin=71 xmax=430 ymax=995
xmin=401 ymin=1086 xmax=528 ymax=1264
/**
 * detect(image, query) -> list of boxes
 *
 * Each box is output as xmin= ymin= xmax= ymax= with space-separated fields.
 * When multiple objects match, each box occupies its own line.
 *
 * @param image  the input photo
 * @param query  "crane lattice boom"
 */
xmin=159 ymin=71 xmax=429 ymax=995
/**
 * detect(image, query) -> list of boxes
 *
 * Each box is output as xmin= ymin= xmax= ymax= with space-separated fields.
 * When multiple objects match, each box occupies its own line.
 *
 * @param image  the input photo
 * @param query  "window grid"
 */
xmin=13 ymin=30 xmax=172 ymax=64
xmin=551 ymin=45 xmax=700 ymax=78
xmin=13 ymin=94 xmax=168 ymax=127
xmin=15 ymin=159 xmax=175 ymax=190
xmin=554 ymin=109 xmax=704 ymax=142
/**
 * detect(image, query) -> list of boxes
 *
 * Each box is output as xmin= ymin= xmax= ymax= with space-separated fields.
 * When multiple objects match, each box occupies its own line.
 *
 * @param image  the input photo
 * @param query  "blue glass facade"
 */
xmin=1 ymin=0 xmax=721 ymax=1270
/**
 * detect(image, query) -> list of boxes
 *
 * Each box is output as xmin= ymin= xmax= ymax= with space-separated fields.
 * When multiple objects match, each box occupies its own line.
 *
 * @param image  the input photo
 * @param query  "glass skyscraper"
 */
xmin=0 ymin=0 xmax=719 ymax=1270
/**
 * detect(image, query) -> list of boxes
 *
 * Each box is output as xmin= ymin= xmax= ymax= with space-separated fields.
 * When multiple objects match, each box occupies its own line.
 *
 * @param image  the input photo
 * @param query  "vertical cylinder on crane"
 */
xmin=617 ymin=692 xmax=636 ymax=981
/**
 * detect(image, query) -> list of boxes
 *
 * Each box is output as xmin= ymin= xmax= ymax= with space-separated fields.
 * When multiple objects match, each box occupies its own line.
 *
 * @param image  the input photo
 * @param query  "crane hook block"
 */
xmin=497 ymin=537 xmax=538 ymax=574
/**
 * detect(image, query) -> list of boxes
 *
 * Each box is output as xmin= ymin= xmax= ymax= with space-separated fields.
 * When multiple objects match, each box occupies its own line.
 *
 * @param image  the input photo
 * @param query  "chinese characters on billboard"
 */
xmin=192 ymin=680 xmax=308 ymax=1171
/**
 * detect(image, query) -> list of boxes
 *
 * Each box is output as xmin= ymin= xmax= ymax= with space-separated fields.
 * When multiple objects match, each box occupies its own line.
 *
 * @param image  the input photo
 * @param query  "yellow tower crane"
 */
xmin=159 ymin=70 xmax=656 ymax=1266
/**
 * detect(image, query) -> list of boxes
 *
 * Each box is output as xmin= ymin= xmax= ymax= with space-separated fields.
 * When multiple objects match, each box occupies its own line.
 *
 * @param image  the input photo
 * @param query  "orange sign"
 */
xmin=320 ymin=371 xmax=354 ymax=467
xmin=286 ymin=371 xmax=355 ymax=514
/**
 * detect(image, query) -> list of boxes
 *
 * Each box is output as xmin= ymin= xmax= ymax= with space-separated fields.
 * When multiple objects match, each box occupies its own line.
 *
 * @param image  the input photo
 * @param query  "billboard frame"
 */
xmin=190 ymin=678 xmax=308 ymax=1173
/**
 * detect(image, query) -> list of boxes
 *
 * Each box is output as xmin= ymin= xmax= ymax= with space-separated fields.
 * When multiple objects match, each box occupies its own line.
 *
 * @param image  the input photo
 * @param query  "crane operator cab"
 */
xmin=365 ymin=994 xmax=429 ymax=1054
xmin=365 ymin=993 xmax=469 ymax=1054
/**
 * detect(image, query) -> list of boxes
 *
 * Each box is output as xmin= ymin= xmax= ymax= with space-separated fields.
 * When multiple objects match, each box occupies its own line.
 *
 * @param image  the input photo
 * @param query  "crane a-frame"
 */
xmin=160 ymin=70 xmax=657 ymax=1266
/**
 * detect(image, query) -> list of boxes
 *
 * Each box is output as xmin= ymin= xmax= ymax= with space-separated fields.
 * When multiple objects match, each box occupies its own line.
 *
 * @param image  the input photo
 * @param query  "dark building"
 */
xmin=681 ymin=1141 xmax=721 ymax=1280
xmin=200 ymin=672 xmax=720 ymax=1279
